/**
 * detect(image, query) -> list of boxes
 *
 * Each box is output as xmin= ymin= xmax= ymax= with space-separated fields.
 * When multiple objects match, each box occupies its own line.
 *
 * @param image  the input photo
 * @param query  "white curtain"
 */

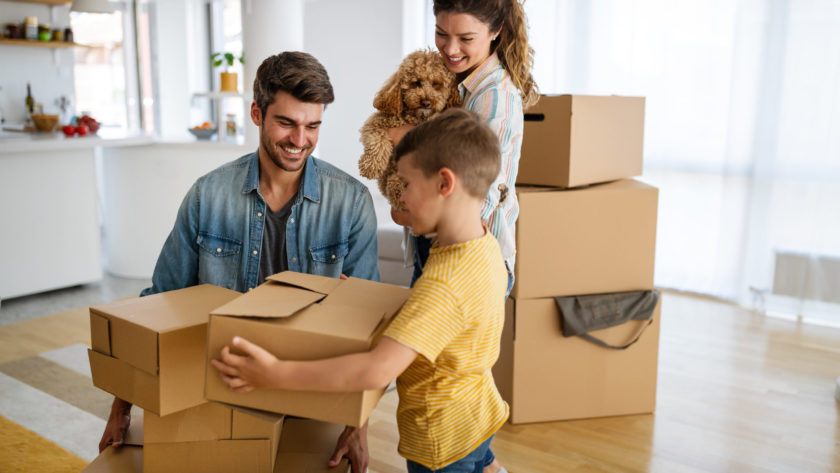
xmin=524 ymin=0 xmax=840 ymax=324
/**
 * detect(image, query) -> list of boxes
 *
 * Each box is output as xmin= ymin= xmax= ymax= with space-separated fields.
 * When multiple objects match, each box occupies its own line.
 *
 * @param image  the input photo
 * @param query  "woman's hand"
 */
xmin=390 ymin=207 xmax=411 ymax=227
xmin=387 ymin=124 xmax=414 ymax=146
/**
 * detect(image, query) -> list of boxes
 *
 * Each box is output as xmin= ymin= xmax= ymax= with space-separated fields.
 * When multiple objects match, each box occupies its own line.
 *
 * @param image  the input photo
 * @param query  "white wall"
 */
xmin=153 ymin=0 xmax=210 ymax=139
xmin=303 ymin=0 xmax=405 ymax=186
xmin=0 ymin=2 xmax=75 ymax=125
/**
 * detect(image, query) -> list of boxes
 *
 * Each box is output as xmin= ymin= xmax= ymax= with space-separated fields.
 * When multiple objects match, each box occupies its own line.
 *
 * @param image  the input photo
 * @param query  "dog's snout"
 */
xmin=421 ymin=99 xmax=432 ymax=108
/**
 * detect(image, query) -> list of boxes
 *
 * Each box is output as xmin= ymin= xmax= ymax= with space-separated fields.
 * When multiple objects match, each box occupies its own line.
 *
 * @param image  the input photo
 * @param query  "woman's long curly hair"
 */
xmin=433 ymin=0 xmax=539 ymax=109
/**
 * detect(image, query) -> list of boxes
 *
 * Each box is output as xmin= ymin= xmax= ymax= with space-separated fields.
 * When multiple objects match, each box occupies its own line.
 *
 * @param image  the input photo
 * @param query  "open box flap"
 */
xmin=211 ymin=284 xmax=325 ymax=319
xmin=266 ymin=271 xmax=342 ymax=295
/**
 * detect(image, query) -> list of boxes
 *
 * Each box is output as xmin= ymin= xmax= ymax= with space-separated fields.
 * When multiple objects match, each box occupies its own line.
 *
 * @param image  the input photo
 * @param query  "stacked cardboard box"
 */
xmin=85 ymin=282 xmax=366 ymax=472
xmin=492 ymin=94 xmax=662 ymax=424
xmin=87 ymin=274 xmax=411 ymax=471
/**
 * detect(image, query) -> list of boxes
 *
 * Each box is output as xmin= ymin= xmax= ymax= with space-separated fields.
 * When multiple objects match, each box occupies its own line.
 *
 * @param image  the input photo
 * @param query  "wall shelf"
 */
xmin=4 ymin=0 xmax=70 ymax=4
xmin=0 ymin=38 xmax=91 ymax=49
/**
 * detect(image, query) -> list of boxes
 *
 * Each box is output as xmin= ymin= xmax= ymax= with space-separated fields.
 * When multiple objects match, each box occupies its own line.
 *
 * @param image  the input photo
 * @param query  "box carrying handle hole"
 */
xmin=524 ymin=113 xmax=545 ymax=122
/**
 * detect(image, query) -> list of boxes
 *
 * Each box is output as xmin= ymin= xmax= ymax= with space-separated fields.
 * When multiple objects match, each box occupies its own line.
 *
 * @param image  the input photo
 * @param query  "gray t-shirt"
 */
xmin=257 ymin=194 xmax=297 ymax=284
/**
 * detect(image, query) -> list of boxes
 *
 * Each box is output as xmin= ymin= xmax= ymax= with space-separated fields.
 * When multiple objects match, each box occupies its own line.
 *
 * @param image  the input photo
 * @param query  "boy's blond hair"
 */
xmin=394 ymin=108 xmax=501 ymax=199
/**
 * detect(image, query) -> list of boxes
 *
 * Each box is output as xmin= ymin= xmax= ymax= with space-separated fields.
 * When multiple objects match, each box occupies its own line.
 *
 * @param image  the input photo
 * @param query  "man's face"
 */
xmin=252 ymin=90 xmax=324 ymax=173
xmin=397 ymin=153 xmax=444 ymax=235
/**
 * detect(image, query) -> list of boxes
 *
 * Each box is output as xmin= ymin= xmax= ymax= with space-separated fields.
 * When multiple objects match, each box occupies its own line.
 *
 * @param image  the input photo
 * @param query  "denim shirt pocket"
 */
xmin=308 ymin=240 xmax=349 ymax=277
xmin=196 ymin=232 xmax=242 ymax=289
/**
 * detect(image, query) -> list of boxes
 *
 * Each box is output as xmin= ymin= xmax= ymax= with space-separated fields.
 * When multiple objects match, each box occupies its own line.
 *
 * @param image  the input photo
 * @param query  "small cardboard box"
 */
xmin=205 ymin=271 xmax=412 ymax=427
xmin=274 ymin=418 xmax=350 ymax=473
xmin=512 ymin=179 xmax=658 ymax=299
xmin=517 ymin=94 xmax=645 ymax=188
xmin=493 ymin=296 xmax=661 ymax=424
xmin=88 ymin=284 xmax=240 ymax=416
xmin=144 ymin=402 xmax=285 ymax=473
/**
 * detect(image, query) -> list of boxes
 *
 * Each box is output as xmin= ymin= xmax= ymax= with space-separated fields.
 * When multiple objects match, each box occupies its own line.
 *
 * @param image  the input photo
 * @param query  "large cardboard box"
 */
xmin=274 ymin=418 xmax=350 ymax=473
xmin=517 ymin=94 xmax=645 ymax=188
xmin=88 ymin=284 xmax=240 ymax=416
xmin=493 ymin=297 xmax=661 ymax=424
xmin=205 ymin=271 xmax=412 ymax=427
xmin=144 ymin=402 xmax=285 ymax=473
xmin=512 ymin=179 xmax=658 ymax=299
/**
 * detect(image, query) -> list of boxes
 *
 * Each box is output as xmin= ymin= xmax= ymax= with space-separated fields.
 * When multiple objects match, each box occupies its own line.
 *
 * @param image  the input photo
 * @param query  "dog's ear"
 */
xmin=373 ymin=70 xmax=404 ymax=116
xmin=446 ymin=79 xmax=462 ymax=109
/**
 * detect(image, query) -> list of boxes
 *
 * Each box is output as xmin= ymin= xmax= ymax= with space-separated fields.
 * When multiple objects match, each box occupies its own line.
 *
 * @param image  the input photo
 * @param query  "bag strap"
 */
xmin=576 ymin=317 xmax=654 ymax=350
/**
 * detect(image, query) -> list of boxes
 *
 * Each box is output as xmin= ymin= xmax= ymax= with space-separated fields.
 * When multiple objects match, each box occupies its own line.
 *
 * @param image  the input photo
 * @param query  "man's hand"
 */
xmin=98 ymin=397 xmax=132 ymax=453
xmin=387 ymin=124 xmax=414 ymax=146
xmin=328 ymin=422 xmax=369 ymax=473
xmin=210 ymin=336 xmax=281 ymax=393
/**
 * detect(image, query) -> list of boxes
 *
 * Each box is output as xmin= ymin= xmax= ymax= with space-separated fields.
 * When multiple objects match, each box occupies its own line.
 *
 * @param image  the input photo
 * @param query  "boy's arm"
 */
xmin=210 ymin=336 xmax=416 ymax=393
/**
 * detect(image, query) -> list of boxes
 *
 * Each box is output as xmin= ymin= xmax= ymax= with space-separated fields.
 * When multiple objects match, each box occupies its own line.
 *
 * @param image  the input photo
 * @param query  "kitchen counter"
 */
xmin=0 ymin=131 xmax=250 ymax=298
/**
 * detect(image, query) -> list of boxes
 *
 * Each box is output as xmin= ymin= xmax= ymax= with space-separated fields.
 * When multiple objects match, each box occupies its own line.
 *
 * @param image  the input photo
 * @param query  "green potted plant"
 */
xmin=211 ymin=52 xmax=244 ymax=92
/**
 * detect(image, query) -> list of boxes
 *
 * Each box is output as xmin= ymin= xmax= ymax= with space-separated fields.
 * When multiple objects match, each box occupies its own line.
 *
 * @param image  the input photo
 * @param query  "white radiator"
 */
xmin=772 ymin=251 xmax=840 ymax=304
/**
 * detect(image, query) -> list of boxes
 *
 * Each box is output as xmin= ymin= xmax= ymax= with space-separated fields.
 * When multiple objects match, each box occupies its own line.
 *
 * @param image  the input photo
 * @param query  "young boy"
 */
xmin=211 ymin=107 xmax=510 ymax=472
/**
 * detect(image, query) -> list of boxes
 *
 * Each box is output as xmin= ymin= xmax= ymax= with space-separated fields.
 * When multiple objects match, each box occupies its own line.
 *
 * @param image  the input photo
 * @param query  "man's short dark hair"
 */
xmin=395 ymin=108 xmax=500 ymax=199
xmin=253 ymin=51 xmax=335 ymax=118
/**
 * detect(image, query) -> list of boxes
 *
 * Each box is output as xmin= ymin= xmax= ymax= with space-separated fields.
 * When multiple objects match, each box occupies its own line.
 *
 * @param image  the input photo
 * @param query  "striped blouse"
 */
xmin=460 ymin=53 xmax=524 ymax=273
xmin=383 ymin=230 xmax=509 ymax=469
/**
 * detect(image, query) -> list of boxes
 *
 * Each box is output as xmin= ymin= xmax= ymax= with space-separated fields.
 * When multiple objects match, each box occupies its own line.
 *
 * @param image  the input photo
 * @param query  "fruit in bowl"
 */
xmin=62 ymin=125 xmax=76 ymax=136
xmin=76 ymin=114 xmax=100 ymax=134
xmin=189 ymin=121 xmax=216 ymax=140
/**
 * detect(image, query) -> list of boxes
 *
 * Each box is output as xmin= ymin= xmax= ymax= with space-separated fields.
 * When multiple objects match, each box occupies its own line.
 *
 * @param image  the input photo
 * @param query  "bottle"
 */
xmin=24 ymin=17 xmax=38 ymax=41
xmin=25 ymin=83 xmax=34 ymax=125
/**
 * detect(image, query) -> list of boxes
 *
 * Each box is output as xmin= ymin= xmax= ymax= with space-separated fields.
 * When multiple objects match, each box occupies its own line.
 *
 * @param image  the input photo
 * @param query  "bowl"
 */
xmin=188 ymin=127 xmax=217 ymax=140
xmin=31 ymin=114 xmax=59 ymax=132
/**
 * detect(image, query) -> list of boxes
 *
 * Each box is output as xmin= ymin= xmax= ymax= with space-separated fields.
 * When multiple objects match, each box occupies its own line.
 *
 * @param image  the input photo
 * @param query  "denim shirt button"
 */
xmin=291 ymin=257 xmax=297 ymax=262
xmin=331 ymin=254 xmax=336 ymax=260
xmin=216 ymin=248 xmax=221 ymax=253
xmin=290 ymin=218 xmax=295 ymax=223
xmin=252 ymin=250 xmax=258 ymax=255
xmin=257 ymin=212 xmax=263 ymax=217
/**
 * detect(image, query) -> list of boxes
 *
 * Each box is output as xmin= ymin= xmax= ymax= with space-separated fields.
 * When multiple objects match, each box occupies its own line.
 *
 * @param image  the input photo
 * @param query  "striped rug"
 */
xmin=0 ymin=305 xmax=408 ymax=473
xmin=0 ymin=306 xmax=108 ymax=471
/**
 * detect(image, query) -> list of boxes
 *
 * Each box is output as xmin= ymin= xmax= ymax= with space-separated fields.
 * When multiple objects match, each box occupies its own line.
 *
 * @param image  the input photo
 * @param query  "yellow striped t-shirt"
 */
xmin=383 ymin=230 xmax=509 ymax=470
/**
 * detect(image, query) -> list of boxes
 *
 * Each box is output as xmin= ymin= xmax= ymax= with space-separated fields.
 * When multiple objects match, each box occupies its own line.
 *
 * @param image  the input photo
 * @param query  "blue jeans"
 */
xmin=412 ymin=235 xmax=514 ymax=298
xmin=406 ymin=435 xmax=496 ymax=473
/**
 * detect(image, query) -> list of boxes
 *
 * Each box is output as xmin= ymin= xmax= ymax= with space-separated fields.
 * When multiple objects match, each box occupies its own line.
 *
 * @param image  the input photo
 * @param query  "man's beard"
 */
xmin=260 ymin=126 xmax=310 ymax=173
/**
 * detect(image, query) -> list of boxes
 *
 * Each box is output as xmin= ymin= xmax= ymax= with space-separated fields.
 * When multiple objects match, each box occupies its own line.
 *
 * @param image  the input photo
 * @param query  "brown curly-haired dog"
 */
xmin=359 ymin=49 xmax=461 ymax=208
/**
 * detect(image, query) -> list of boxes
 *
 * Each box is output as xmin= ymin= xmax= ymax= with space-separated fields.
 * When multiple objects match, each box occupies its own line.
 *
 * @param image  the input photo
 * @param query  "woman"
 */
xmin=391 ymin=0 xmax=538 ymax=298
xmin=390 ymin=1 xmax=538 ymax=472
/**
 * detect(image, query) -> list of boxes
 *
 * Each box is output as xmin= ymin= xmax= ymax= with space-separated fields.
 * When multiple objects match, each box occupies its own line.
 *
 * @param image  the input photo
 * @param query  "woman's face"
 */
xmin=435 ymin=11 xmax=497 ymax=78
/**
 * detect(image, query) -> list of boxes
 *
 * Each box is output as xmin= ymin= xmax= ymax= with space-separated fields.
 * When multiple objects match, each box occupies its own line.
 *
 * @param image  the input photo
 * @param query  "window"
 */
xmin=71 ymin=2 xmax=155 ymax=134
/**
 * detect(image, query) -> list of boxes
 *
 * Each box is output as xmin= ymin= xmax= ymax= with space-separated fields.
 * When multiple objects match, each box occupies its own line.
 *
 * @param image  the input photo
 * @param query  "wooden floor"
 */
xmin=1 ymin=291 xmax=838 ymax=472
xmin=365 ymin=292 xmax=840 ymax=473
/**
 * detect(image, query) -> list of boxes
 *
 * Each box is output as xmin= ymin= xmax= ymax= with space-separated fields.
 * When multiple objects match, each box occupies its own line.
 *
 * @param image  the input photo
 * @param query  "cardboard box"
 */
xmin=143 ymin=402 xmax=284 ymax=473
xmin=493 ymin=296 xmax=661 ymax=424
xmin=274 ymin=418 xmax=350 ymax=473
xmin=512 ymin=179 xmax=658 ymax=299
xmin=88 ymin=284 xmax=240 ymax=416
xmin=517 ymin=94 xmax=645 ymax=188
xmin=205 ymin=271 xmax=412 ymax=427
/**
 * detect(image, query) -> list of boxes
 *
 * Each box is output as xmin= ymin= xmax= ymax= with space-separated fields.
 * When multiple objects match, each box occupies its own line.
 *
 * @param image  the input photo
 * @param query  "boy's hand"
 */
xmin=210 ymin=336 xmax=280 ymax=393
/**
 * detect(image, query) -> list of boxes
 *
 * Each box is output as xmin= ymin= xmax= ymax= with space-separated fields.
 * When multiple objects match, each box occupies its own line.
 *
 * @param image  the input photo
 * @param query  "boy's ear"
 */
xmin=438 ymin=168 xmax=456 ymax=197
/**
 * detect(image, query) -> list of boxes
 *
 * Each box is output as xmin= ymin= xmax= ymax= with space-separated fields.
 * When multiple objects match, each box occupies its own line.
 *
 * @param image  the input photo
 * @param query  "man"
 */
xmin=98 ymin=51 xmax=379 ymax=472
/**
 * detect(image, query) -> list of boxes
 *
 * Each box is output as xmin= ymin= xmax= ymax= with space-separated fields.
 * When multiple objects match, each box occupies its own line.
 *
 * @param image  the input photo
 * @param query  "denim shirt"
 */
xmin=141 ymin=151 xmax=380 ymax=296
